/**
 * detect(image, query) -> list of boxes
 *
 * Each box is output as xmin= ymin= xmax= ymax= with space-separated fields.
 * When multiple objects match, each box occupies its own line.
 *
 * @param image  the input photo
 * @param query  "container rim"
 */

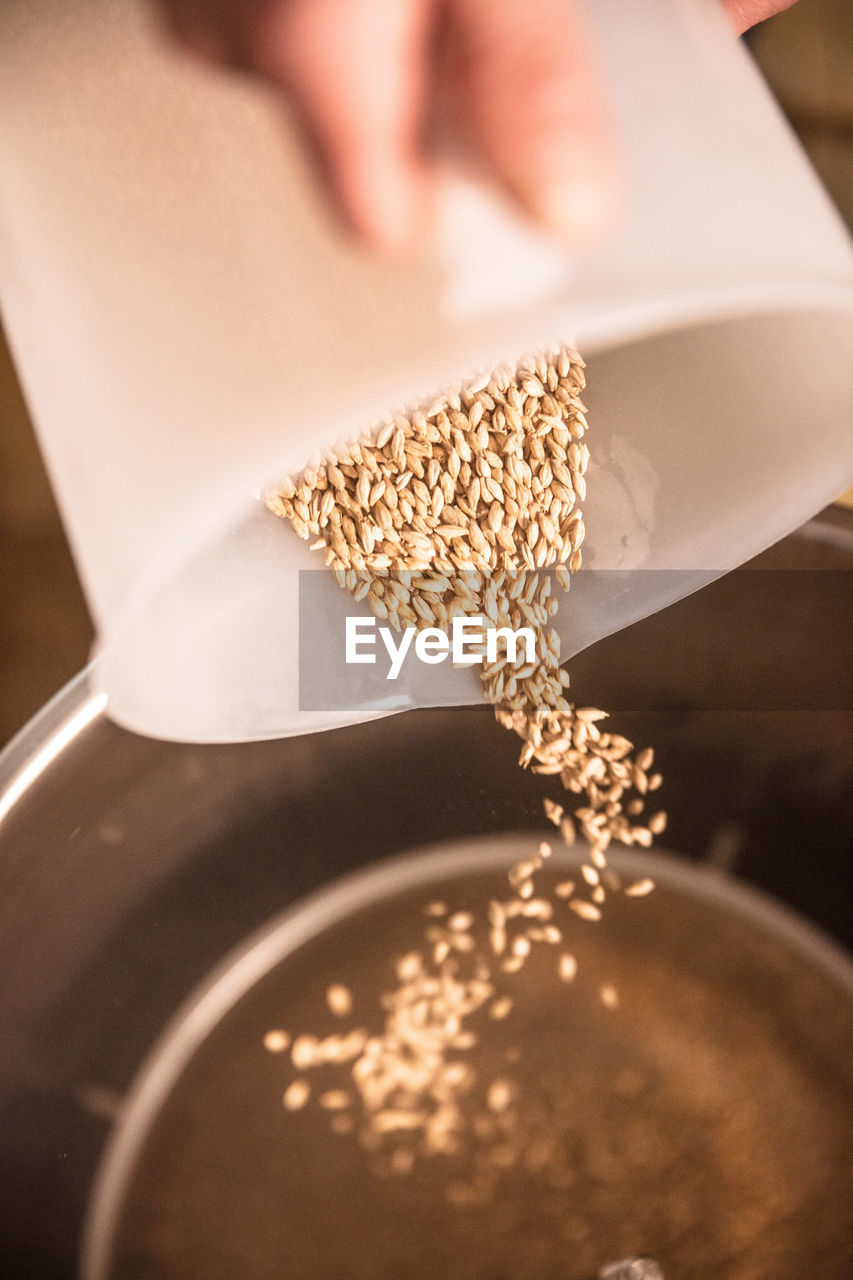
xmin=0 ymin=666 xmax=104 ymax=830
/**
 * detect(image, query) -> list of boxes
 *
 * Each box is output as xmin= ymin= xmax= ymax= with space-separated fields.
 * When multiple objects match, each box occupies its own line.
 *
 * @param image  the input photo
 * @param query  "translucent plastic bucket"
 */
xmin=1 ymin=0 xmax=851 ymax=741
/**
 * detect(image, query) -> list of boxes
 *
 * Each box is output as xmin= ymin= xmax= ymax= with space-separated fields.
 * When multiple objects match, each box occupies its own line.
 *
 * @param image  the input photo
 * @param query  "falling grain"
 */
xmin=599 ymin=984 xmax=620 ymax=1010
xmin=283 ymin=1080 xmax=310 ymax=1111
xmin=625 ymin=878 xmax=656 ymax=898
xmin=263 ymin=1030 xmax=290 ymax=1054
xmin=327 ymin=984 xmax=353 ymax=1017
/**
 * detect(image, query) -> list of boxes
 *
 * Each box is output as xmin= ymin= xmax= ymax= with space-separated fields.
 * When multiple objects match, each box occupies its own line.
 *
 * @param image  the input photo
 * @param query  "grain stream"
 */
xmin=264 ymin=346 xmax=665 ymax=1197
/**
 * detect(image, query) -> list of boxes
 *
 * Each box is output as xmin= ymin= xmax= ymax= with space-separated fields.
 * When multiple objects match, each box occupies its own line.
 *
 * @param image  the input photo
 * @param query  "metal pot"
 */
xmin=1 ymin=510 xmax=851 ymax=1278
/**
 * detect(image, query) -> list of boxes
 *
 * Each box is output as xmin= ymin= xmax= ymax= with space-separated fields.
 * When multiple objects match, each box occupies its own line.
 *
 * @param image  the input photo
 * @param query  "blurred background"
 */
xmin=1 ymin=0 xmax=851 ymax=748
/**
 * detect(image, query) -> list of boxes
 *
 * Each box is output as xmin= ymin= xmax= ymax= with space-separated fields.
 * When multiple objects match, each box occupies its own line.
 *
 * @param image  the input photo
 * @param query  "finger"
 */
xmin=720 ymin=0 xmax=798 ymax=34
xmin=448 ymin=0 xmax=618 ymax=242
xmin=251 ymin=0 xmax=434 ymax=251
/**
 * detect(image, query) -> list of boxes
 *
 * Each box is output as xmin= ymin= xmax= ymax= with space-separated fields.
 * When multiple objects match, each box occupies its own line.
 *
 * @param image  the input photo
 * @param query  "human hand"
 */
xmin=722 ymin=0 xmax=797 ymax=33
xmin=154 ymin=0 xmax=797 ymax=251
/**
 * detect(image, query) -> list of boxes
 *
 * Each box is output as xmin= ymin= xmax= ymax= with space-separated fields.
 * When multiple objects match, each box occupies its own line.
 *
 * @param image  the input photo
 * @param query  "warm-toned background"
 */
xmin=1 ymin=0 xmax=852 ymax=747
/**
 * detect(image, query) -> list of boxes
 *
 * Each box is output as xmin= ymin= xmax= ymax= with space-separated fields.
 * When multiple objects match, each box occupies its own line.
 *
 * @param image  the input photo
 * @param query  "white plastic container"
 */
xmin=1 ymin=0 xmax=851 ymax=741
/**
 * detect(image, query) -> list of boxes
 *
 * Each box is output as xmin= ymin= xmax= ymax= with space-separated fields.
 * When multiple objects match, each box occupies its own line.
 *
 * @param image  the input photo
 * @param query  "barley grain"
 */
xmin=263 ymin=1030 xmax=290 ymax=1053
xmin=319 ymin=1090 xmax=351 ymax=1111
xmin=569 ymin=899 xmax=602 ymax=922
xmin=625 ymin=878 xmax=656 ymax=898
xmin=600 ymin=984 xmax=620 ymax=1010
xmin=489 ymin=996 xmax=514 ymax=1020
xmin=327 ymin=984 xmax=353 ymax=1017
xmin=544 ymin=798 xmax=564 ymax=826
xmin=487 ymin=1080 xmax=513 ymax=1113
xmin=283 ymin=1080 xmax=310 ymax=1111
xmin=291 ymin=1035 xmax=320 ymax=1071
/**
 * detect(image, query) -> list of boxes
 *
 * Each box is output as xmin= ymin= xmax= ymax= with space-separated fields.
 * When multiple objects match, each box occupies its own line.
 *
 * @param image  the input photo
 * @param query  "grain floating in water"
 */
xmin=625 ymin=878 xmax=656 ymax=898
xmin=319 ymin=1089 xmax=351 ymax=1111
xmin=263 ymin=1029 xmax=290 ymax=1053
xmin=600 ymin=983 xmax=620 ymax=1010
